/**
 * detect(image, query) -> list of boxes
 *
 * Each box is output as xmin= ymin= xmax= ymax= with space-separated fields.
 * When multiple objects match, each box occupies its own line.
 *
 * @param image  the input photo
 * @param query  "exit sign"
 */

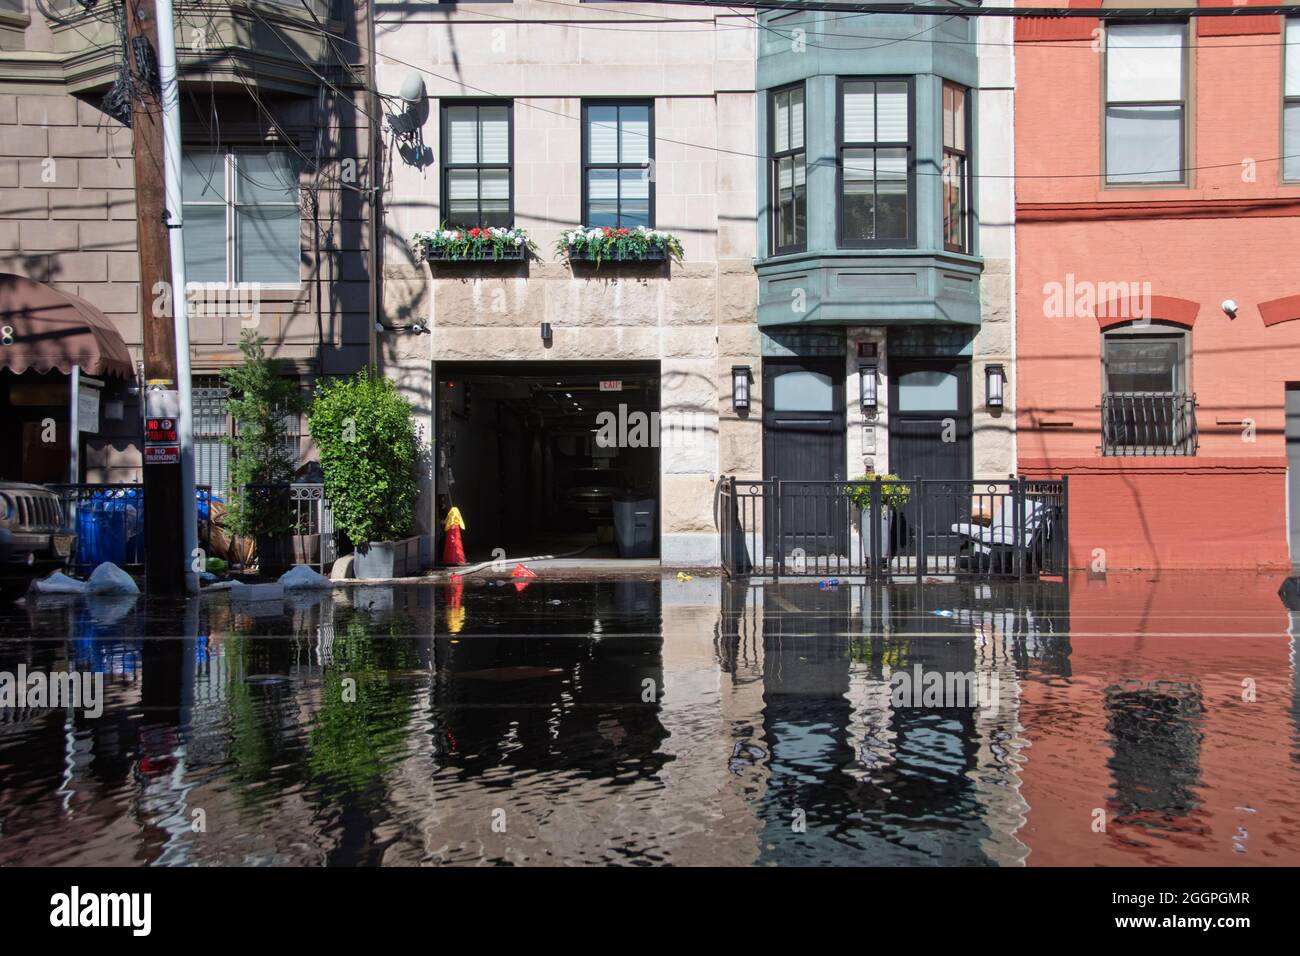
xmin=599 ymin=380 xmax=622 ymax=392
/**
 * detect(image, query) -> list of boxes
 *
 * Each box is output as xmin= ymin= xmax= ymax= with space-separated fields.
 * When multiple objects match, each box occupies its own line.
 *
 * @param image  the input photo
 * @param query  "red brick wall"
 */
xmin=1015 ymin=18 xmax=1300 ymax=570
xmin=1023 ymin=458 xmax=1289 ymax=570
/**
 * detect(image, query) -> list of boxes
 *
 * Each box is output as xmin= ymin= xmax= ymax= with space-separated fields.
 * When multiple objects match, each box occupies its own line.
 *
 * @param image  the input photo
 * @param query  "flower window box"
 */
xmin=411 ymin=226 xmax=535 ymax=264
xmin=557 ymin=226 xmax=683 ymax=267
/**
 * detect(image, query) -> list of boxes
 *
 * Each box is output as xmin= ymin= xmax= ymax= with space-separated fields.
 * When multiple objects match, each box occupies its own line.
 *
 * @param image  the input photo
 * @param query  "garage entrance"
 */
xmin=435 ymin=362 xmax=660 ymax=563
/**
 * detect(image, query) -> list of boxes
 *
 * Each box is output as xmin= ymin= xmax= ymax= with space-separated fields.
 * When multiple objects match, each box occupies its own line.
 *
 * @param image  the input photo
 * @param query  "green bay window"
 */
xmin=771 ymin=83 xmax=806 ymax=255
xmin=839 ymin=78 xmax=913 ymax=248
xmin=942 ymin=81 xmax=971 ymax=253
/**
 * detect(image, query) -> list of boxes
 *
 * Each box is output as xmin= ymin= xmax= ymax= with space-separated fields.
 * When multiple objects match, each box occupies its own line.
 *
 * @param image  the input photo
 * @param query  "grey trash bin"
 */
xmin=613 ymin=496 xmax=655 ymax=558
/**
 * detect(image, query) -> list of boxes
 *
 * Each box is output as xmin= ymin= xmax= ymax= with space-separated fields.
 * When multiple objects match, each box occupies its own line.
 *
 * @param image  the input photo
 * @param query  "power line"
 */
xmin=642 ymin=1 xmax=1300 ymax=19
xmin=381 ymin=1 xmax=1300 ymax=50
xmin=276 ymin=10 xmax=1300 ymax=181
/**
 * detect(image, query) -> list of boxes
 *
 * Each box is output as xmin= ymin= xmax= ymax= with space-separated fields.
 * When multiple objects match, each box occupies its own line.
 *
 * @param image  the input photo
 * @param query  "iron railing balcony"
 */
xmin=1101 ymin=391 xmax=1198 ymax=457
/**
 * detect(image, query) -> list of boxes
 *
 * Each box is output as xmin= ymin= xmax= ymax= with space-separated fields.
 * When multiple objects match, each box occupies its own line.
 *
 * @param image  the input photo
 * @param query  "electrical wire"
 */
xmin=268 ymin=10 xmax=1300 ymax=181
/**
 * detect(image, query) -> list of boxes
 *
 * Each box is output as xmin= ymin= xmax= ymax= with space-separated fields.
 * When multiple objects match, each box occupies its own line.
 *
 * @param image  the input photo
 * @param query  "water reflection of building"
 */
xmin=1016 ymin=572 xmax=1298 ymax=865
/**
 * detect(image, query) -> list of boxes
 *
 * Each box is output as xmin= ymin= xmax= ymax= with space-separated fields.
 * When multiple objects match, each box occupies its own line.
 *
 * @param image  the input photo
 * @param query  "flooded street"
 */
xmin=1 ymin=572 xmax=1297 ymax=866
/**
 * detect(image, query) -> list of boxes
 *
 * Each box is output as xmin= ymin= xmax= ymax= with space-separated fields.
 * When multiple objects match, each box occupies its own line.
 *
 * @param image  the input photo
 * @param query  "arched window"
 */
xmin=1101 ymin=321 xmax=1196 ymax=456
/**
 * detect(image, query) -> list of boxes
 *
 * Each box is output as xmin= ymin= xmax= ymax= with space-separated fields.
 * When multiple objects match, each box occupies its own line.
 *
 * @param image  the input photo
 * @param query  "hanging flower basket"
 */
xmin=411 ymin=225 xmax=535 ymax=263
xmin=556 ymin=226 xmax=683 ymax=267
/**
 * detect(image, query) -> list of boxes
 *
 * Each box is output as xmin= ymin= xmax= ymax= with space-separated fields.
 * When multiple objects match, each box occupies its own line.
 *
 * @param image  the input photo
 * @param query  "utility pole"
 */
xmin=155 ymin=0 xmax=199 ymax=594
xmin=125 ymin=0 xmax=186 ymax=595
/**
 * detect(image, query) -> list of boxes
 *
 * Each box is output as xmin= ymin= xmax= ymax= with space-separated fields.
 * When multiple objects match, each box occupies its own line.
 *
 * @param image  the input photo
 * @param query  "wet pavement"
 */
xmin=0 ymin=571 xmax=1297 ymax=866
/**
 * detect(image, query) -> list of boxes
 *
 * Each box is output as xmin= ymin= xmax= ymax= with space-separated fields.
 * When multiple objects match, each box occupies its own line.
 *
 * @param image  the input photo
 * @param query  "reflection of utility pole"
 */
xmin=125 ymin=0 xmax=185 ymax=594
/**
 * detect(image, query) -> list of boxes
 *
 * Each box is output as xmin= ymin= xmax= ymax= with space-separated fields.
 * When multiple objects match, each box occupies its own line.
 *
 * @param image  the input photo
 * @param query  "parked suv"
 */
xmin=0 ymin=482 xmax=75 ymax=598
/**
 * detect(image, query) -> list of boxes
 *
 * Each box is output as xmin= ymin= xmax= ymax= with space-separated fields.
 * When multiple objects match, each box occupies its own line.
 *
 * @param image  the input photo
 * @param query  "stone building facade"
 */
xmin=376 ymin=2 xmax=759 ymax=566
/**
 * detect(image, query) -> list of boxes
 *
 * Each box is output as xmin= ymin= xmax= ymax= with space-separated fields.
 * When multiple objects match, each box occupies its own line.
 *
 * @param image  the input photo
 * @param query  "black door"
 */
xmin=763 ymin=359 xmax=847 ymax=559
xmin=888 ymin=358 xmax=971 ymax=557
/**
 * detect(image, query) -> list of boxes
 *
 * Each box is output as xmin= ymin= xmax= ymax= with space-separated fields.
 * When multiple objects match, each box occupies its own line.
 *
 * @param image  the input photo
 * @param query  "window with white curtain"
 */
xmin=441 ymin=102 xmax=513 ymax=227
xmin=1105 ymin=22 xmax=1187 ymax=185
xmin=839 ymin=78 xmax=912 ymax=247
xmin=582 ymin=101 xmax=653 ymax=228
xmin=181 ymin=148 xmax=302 ymax=285
xmin=771 ymin=83 xmax=807 ymax=254
xmin=1286 ymin=18 xmax=1300 ymax=182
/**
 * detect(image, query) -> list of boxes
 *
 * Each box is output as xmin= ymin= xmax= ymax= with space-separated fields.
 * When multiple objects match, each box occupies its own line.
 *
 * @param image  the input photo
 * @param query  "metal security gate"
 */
xmin=193 ymin=381 xmax=232 ymax=498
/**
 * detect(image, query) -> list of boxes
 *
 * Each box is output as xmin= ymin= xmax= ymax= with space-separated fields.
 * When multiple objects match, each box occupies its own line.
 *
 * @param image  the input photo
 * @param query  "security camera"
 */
xmin=375 ymin=322 xmax=386 ymax=333
xmin=1221 ymin=299 xmax=1238 ymax=319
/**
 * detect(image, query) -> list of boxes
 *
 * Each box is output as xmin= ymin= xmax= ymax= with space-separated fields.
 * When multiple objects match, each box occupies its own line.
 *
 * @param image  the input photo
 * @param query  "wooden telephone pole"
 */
xmin=125 ymin=0 xmax=185 ymax=594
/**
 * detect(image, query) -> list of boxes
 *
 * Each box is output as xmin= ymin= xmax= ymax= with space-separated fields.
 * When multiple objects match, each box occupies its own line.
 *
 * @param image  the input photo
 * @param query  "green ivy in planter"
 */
xmin=308 ymin=372 xmax=420 ymax=546
xmin=221 ymin=331 xmax=303 ymax=539
xmin=844 ymin=474 xmax=912 ymax=511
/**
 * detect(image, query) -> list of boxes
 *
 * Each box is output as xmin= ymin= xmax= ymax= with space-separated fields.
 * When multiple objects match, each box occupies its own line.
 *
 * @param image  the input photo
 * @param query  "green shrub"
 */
xmin=844 ymin=474 xmax=912 ymax=511
xmin=221 ymin=331 xmax=303 ymax=538
xmin=309 ymin=372 xmax=420 ymax=545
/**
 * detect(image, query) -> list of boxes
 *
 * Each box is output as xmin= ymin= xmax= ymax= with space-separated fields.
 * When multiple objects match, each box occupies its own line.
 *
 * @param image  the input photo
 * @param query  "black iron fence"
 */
xmin=1101 ymin=391 xmax=1197 ymax=456
xmin=49 ymin=484 xmax=213 ymax=575
xmin=719 ymin=476 xmax=1068 ymax=581
xmin=238 ymin=483 xmax=338 ymax=573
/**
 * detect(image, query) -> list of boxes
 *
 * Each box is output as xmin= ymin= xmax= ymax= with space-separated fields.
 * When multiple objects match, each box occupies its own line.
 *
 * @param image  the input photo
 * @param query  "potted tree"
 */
xmin=844 ymin=474 xmax=911 ymax=565
xmin=309 ymin=372 xmax=421 ymax=579
xmin=222 ymin=331 xmax=304 ymax=578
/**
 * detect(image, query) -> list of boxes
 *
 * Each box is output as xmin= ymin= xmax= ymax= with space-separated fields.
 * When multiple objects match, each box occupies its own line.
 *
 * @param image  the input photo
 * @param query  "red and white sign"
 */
xmin=145 ymin=445 xmax=180 ymax=465
xmin=599 ymin=380 xmax=622 ymax=392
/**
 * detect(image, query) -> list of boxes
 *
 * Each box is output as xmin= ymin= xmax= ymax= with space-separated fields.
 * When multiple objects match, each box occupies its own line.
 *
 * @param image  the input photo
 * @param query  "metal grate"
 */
xmin=193 ymin=381 xmax=233 ymax=499
xmin=1101 ymin=392 xmax=1198 ymax=456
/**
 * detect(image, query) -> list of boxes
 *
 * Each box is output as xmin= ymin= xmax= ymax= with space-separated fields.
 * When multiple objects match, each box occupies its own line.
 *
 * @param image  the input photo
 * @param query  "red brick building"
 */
xmin=1015 ymin=4 xmax=1300 ymax=570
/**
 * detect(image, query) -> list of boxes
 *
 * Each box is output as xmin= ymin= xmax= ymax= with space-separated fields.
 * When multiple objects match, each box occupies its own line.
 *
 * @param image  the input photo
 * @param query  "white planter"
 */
xmin=859 ymin=507 xmax=894 ymax=564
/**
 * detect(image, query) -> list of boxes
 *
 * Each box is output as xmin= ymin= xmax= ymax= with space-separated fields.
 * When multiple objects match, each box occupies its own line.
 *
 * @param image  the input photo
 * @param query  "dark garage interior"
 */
xmin=435 ymin=362 xmax=661 ymax=563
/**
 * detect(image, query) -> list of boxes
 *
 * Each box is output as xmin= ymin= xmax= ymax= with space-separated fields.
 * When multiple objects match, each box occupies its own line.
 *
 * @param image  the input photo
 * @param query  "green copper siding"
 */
xmin=755 ymin=10 xmax=982 ymax=328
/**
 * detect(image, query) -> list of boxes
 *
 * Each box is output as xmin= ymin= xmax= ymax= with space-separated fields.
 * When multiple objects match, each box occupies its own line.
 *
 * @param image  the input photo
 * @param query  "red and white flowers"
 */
xmin=411 ymin=225 xmax=535 ymax=262
xmin=556 ymin=225 xmax=684 ymax=265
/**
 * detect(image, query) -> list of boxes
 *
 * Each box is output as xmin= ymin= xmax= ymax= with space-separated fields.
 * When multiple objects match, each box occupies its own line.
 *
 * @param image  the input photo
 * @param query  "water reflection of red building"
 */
xmin=1017 ymin=572 xmax=1299 ymax=865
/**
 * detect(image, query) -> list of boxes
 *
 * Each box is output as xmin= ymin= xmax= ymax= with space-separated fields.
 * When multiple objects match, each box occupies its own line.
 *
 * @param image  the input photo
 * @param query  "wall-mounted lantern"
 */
xmin=985 ymin=363 xmax=1006 ymax=408
xmin=731 ymin=365 xmax=751 ymax=412
xmin=859 ymin=363 xmax=878 ymax=411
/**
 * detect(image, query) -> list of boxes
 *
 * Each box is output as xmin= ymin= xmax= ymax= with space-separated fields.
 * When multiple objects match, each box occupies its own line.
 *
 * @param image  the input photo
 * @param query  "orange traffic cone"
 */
xmin=441 ymin=506 xmax=466 ymax=566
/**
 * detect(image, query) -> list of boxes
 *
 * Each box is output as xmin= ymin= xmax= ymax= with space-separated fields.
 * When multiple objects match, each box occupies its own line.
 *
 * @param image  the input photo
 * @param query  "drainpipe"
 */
xmin=366 ymin=0 xmax=381 ymax=371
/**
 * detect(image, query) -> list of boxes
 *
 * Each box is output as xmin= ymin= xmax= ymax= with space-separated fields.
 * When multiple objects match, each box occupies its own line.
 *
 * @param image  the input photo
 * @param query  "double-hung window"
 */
xmin=182 ymin=148 xmax=302 ymax=285
xmin=942 ymin=81 xmax=971 ymax=253
xmin=582 ymin=101 xmax=653 ymax=228
xmin=839 ymin=79 xmax=912 ymax=247
xmin=1285 ymin=18 xmax=1300 ymax=182
xmin=1105 ymin=22 xmax=1187 ymax=185
xmin=771 ymin=84 xmax=806 ymax=254
xmin=442 ymin=102 xmax=512 ymax=227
